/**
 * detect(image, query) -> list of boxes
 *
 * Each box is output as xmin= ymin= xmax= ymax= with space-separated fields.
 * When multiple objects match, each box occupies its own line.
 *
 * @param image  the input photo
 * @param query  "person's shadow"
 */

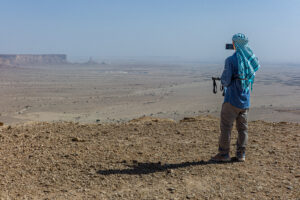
xmin=97 ymin=158 xmax=239 ymax=175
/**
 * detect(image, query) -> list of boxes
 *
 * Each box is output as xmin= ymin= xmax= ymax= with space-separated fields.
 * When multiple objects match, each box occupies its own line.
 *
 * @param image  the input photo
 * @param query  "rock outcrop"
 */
xmin=0 ymin=54 xmax=67 ymax=65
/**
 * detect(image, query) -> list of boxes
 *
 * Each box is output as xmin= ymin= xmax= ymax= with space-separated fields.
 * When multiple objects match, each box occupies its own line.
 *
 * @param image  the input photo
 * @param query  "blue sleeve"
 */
xmin=221 ymin=58 xmax=233 ymax=87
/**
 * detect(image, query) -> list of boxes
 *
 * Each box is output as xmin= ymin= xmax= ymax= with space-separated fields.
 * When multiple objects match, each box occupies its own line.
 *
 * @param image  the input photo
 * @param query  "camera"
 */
xmin=226 ymin=44 xmax=234 ymax=50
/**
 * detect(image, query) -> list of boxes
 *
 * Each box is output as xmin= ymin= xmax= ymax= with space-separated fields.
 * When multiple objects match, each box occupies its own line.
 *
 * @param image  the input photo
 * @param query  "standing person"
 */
xmin=212 ymin=33 xmax=260 ymax=162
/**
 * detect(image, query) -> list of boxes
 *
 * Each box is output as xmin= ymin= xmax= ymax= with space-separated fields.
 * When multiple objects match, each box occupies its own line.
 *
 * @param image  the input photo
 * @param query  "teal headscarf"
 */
xmin=232 ymin=33 xmax=260 ymax=91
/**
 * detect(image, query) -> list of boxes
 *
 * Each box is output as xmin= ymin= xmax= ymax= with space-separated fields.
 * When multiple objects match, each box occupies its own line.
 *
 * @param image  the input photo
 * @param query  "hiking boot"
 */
xmin=236 ymin=151 xmax=245 ymax=162
xmin=211 ymin=153 xmax=231 ymax=162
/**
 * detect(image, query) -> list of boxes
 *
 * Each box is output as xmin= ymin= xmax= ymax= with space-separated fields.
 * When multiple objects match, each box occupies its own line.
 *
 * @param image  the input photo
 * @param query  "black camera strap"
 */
xmin=212 ymin=77 xmax=224 ymax=96
xmin=213 ymin=78 xmax=218 ymax=94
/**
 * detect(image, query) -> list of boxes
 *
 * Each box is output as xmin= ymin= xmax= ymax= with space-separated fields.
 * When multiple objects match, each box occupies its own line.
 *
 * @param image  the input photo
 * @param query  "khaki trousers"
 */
xmin=219 ymin=102 xmax=248 ymax=154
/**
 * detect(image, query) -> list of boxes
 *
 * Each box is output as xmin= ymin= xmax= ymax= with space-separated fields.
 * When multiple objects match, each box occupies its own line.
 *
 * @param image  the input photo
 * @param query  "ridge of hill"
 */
xmin=0 ymin=54 xmax=67 ymax=66
xmin=0 ymin=116 xmax=299 ymax=199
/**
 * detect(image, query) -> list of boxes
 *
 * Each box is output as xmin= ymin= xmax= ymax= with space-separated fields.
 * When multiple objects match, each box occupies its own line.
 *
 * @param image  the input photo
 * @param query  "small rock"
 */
xmin=186 ymin=194 xmax=195 ymax=199
xmin=286 ymin=186 xmax=293 ymax=190
xmin=132 ymin=160 xmax=138 ymax=164
xmin=167 ymin=187 xmax=175 ymax=193
xmin=256 ymin=186 xmax=263 ymax=190
xmin=71 ymin=137 xmax=85 ymax=142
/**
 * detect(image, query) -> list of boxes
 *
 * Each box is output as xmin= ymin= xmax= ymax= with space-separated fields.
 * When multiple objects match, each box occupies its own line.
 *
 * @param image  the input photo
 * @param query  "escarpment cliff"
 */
xmin=0 ymin=54 xmax=67 ymax=65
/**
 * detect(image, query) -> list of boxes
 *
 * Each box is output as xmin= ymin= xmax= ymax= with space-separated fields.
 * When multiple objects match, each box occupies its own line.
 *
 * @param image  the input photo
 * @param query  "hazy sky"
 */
xmin=0 ymin=0 xmax=299 ymax=63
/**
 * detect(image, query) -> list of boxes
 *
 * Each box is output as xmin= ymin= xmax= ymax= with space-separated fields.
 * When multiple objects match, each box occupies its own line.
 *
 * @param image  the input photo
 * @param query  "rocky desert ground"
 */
xmin=0 ymin=61 xmax=299 ymax=199
xmin=0 ymin=116 xmax=299 ymax=199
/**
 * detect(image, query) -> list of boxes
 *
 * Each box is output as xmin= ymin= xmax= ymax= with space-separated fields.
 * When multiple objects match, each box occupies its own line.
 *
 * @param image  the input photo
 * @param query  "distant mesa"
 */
xmin=0 ymin=54 xmax=67 ymax=66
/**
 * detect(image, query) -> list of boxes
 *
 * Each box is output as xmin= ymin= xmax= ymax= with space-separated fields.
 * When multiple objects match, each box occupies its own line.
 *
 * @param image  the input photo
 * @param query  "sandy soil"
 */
xmin=0 ymin=116 xmax=299 ymax=199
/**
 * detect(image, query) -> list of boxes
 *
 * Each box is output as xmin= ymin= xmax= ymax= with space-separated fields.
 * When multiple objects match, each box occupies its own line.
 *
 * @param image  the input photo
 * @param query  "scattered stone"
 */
xmin=186 ymin=194 xmax=195 ymax=199
xmin=132 ymin=160 xmax=138 ymax=164
xmin=286 ymin=186 xmax=293 ymax=190
xmin=0 ymin=115 xmax=299 ymax=199
xmin=180 ymin=117 xmax=197 ymax=122
xmin=256 ymin=186 xmax=263 ymax=190
xmin=167 ymin=187 xmax=175 ymax=193
xmin=71 ymin=137 xmax=85 ymax=142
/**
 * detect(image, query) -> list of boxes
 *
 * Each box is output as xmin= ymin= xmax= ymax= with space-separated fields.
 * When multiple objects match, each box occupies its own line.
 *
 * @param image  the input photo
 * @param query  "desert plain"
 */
xmin=0 ymin=61 xmax=299 ymax=199
xmin=0 ymin=61 xmax=299 ymax=124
